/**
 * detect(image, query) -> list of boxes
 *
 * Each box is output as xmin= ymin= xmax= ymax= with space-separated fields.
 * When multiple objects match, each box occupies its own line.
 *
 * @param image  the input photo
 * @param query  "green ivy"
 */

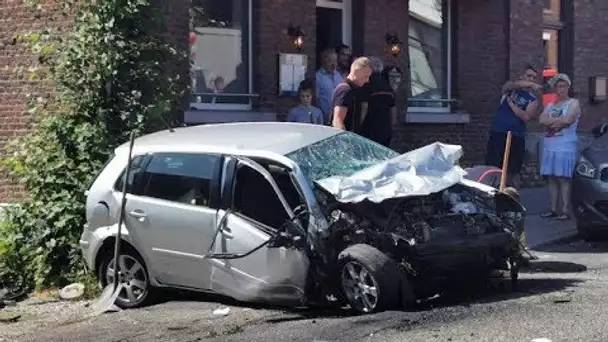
xmin=0 ymin=0 xmax=187 ymax=292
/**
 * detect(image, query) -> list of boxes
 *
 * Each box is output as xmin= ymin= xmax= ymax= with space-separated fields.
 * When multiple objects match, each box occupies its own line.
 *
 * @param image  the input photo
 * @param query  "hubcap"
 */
xmin=341 ymin=261 xmax=379 ymax=313
xmin=105 ymin=255 xmax=148 ymax=303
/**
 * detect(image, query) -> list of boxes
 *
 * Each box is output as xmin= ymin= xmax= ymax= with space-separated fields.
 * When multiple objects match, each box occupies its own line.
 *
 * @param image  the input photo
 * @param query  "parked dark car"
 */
xmin=572 ymin=123 xmax=608 ymax=240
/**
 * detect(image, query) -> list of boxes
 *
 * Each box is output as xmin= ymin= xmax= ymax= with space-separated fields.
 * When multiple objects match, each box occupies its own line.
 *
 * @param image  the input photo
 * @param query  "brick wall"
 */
xmin=392 ymin=0 xmax=509 ymax=168
xmin=0 ymin=0 xmax=190 ymax=203
xmin=572 ymin=0 xmax=608 ymax=130
xmin=254 ymin=0 xmax=317 ymax=119
xmin=0 ymin=0 xmax=72 ymax=202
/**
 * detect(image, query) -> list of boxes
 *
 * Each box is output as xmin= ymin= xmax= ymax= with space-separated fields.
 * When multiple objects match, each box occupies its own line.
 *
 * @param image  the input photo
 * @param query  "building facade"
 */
xmin=1 ymin=0 xmax=608 ymax=202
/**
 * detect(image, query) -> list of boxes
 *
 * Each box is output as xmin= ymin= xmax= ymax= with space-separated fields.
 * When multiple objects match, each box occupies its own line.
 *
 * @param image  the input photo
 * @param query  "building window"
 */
xmin=190 ymin=0 xmax=253 ymax=110
xmin=543 ymin=0 xmax=561 ymax=22
xmin=542 ymin=0 xmax=564 ymax=74
xmin=408 ymin=0 xmax=452 ymax=112
xmin=543 ymin=29 xmax=559 ymax=70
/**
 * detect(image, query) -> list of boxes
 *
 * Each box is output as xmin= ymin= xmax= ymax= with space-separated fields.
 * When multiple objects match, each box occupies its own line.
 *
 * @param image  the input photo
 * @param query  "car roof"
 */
xmin=116 ymin=122 xmax=341 ymax=156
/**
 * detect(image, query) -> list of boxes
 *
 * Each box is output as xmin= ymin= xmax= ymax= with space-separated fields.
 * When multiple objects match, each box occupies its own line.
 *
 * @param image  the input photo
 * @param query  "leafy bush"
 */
xmin=0 ymin=0 xmax=187 ymax=292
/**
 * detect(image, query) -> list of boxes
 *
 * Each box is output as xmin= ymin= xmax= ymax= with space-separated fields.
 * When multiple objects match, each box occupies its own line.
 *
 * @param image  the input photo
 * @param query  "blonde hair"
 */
xmin=350 ymin=57 xmax=372 ymax=73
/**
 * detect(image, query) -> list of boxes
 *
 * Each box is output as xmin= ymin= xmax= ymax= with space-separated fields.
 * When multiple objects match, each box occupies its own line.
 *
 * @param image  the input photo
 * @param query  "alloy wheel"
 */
xmin=105 ymin=254 xmax=148 ymax=304
xmin=340 ymin=261 xmax=380 ymax=313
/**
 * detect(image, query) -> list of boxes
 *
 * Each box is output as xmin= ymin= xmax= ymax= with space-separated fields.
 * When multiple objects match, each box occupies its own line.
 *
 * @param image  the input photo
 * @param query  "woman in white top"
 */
xmin=538 ymin=73 xmax=581 ymax=220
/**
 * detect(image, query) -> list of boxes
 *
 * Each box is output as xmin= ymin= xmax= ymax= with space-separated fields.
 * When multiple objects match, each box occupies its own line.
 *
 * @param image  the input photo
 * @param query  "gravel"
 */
xmin=0 ymin=297 xmax=94 ymax=342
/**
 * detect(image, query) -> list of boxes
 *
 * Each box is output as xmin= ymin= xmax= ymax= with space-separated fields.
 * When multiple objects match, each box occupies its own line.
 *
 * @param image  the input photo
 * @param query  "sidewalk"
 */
xmin=519 ymin=187 xmax=579 ymax=249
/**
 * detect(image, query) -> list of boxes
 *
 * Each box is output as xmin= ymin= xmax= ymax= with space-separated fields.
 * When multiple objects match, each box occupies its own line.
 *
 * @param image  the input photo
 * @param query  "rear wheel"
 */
xmin=98 ymin=245 xmax=153 ymax=309
xmin=337 ymin=244 xmax=402 ymax=314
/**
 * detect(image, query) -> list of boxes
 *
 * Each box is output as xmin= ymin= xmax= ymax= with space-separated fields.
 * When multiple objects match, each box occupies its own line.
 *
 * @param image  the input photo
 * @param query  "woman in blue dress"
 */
xmin=538 ymin=73 xmax=581 ymax=220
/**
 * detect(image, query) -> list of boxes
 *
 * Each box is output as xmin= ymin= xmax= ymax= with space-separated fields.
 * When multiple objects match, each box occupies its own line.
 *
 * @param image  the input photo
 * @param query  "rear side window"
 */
xmin=114 ymin=155 xmax=148 ymax=194
xmin=140 ymin=153 xmax=220 ymax=207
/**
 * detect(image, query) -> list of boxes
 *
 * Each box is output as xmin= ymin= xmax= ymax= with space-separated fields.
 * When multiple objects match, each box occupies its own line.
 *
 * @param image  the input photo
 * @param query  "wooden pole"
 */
xmin=499 ymin=131 xmax=513 ymax=192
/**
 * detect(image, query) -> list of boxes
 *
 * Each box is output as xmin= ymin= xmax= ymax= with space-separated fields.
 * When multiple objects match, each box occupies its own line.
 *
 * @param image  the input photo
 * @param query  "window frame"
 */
xmin=189 ymin=0 xmax=254 ymax=111
xmin=133 ymin=152 xmax=224 ymax=209
xmin=112 ymin=154 xmax=152 ymax=195
xmin=407 ymin=0 xmax=454 ymax=113
xmin=228 ymin=163 xmax=292 ymax=231
xmin=316 ymin=0 xmax=353 ymax=47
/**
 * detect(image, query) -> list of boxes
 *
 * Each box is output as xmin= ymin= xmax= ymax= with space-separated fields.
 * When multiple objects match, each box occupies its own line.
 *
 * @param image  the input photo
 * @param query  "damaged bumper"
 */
xmin=308 ymin=143 xmax=524 ymax=296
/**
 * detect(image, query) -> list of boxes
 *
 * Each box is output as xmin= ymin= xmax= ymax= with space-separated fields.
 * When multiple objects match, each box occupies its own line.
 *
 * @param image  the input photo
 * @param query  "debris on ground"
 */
xmin=213 ymin=307 xmax=231 ymax=316
xmin=59 ymin=283 xmax=86 ymax=301
xmin=553 ymin=299 xmax=571 ymax=304
xmin=531 ymin=338 xmax=552 ymax=342
xmin=0 ymin=312 xmax=21 ymax=323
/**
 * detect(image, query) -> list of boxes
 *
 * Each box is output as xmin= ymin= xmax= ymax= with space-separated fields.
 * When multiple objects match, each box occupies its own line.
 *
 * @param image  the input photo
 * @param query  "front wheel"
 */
xmin=337 ymin=244 xmax=402 ymax=314
xmin=98 ymin=245 xmax=153 ymax=309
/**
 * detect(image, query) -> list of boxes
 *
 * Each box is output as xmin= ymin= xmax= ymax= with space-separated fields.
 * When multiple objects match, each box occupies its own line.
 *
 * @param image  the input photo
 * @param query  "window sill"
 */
xmin=404 ymin=110 xmax=471 ymax=124
xmin=184 ymin=108 xmax=277 ymax=124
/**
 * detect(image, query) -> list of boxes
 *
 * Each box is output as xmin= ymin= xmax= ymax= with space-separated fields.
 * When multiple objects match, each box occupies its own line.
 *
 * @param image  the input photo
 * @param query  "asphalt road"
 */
xmin=6 ymin=239 xmax=608 ymax=342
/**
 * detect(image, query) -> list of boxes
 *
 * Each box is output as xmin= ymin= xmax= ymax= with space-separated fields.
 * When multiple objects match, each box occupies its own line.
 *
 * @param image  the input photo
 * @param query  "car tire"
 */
xmin=337 ymin=244 xmax=401 ymax=314
xmin=97 ymin=244 xmax=153 ymax=309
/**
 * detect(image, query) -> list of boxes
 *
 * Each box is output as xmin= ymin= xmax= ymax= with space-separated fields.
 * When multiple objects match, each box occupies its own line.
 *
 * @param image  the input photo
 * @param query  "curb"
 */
xmin=527 ymin=232 xmax=580 ymax=250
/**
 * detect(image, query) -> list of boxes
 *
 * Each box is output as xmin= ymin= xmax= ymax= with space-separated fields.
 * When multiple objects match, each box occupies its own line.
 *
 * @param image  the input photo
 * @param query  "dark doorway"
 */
xmin=316 ymin=6 xmax=343 ymax=69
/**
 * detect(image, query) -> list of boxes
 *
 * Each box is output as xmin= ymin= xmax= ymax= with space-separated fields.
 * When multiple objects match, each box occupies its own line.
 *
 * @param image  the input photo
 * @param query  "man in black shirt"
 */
xmin=360 ymin=58 xmax=397 ymax=147
xmin=331 ymin=57 xmax=373 ymax=133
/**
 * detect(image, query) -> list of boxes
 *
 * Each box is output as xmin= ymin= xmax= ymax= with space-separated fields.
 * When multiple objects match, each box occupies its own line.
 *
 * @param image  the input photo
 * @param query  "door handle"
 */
xmin=220 ymin=227 xmax=233 ymax=239
xmin=128 ymin=210 xmax=147 ymax=222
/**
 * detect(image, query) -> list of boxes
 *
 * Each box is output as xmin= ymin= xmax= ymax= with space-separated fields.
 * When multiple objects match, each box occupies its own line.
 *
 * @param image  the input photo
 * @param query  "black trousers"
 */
xmin=485 ymin=131 xmax=526 ymax=175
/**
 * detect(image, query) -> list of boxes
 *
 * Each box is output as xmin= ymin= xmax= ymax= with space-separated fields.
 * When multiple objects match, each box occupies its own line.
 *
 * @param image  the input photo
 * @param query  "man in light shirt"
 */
xmin=315 ymin=48 xmax=344 ymax=125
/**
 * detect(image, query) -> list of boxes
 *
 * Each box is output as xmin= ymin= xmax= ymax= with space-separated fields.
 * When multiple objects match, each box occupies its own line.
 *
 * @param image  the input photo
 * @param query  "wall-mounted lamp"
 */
xmin=287 ymin=25 xmax=305 ymax=51
xmin=385 ymin=32 xmax=402 ymax=57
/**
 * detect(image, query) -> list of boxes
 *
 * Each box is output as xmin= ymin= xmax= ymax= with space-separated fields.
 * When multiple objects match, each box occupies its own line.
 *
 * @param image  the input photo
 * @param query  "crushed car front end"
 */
xmin=315 ymin=181 xmax=522 ymax=298
xmin=285 ymin=134 xmax=524 ymax=312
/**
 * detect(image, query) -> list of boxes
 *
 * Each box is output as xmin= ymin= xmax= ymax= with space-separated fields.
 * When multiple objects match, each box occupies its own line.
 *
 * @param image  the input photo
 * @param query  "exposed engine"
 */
xmin=323 ymin=183 xmax=523 ymax=251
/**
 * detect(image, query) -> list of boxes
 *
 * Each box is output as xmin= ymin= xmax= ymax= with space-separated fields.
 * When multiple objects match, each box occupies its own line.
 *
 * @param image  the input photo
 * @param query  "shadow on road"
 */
xmin=522 ymin=261 xmax=587 ymax=273
xmin=415 ymin=277 xmax=582 ymax=311
xmin=146 ymin=274 xmax=582 ymax=321
xmin=153 ymin=289 xmax=352 ymax=320
xmin=533 ymin=239 xmax=608 ymax=254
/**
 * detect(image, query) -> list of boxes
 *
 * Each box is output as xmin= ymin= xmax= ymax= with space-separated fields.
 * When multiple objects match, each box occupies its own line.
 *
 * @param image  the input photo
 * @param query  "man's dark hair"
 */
xmin=336 ymin=44 xmax=350 ymax=53
xmin=298 ymin=79 xmax=313 ymax=93
xmin=524 ymin=63 xmax=538 ymax=74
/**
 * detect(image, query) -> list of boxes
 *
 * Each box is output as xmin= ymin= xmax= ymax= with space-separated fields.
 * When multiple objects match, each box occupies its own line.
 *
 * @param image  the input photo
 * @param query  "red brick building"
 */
xmin=1 ymin=0 xmax=608 ymax=203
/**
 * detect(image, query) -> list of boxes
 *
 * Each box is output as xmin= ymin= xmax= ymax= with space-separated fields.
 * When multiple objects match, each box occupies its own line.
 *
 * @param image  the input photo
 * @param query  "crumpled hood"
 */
xmin=315 ymin=142 xmax=471 ymax=203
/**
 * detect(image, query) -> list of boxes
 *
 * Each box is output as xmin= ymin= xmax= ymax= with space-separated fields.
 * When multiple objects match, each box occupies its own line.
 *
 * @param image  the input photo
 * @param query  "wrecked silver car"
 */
xmin=80 ymin=122 xmax=524 ymax=314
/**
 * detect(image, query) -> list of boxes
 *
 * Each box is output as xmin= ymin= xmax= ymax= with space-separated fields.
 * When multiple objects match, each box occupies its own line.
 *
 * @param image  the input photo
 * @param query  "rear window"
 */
xmin=113 ymin=155 xmax=148 ymax=193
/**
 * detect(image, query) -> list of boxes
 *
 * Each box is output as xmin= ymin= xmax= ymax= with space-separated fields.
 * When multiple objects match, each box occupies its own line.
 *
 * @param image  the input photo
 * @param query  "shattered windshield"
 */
xmin=286 ymin=132 xmax=400 ymax=184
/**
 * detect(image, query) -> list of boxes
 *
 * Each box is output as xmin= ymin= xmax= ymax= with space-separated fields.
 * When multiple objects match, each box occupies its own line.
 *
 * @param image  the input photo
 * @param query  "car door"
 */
xmin=206 ymin=157 xmax=310 ymax=305
xmin=121 ymin=152 xmax=222 ymax=289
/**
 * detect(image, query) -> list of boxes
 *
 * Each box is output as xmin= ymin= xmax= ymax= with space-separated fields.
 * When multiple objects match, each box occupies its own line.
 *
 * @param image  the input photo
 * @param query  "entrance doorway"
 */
xmin=315 ymin=0 xmax=352 ymax=69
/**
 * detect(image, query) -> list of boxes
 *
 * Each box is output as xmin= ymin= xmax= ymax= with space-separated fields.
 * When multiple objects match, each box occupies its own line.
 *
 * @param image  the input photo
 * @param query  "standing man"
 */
xmin=331 ymin=57 xmax=373 ymax=133
xmin=316 ymin=49 xmax=344 ymax=125
xmin=336 ymin=44 xmax=352 ymax=78
xmin=360 ymin=57 xmax=397 ymax=147
xmin=485 ymin=64 xmax=543 ymax=189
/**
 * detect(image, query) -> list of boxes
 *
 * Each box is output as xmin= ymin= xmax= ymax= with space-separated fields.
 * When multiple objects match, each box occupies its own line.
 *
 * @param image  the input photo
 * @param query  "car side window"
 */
xmin=231 ymin=165 xmax=290 ymax=229
xmin=141 ymin=153 xmax=220 ymax=207
xmin=113 ymin=155 xmax=148 ymax=195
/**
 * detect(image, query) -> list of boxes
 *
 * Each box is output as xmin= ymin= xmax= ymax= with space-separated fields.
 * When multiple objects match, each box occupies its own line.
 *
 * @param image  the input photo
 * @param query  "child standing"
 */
xmin=287 ymin=79 xmax=324 ymax=124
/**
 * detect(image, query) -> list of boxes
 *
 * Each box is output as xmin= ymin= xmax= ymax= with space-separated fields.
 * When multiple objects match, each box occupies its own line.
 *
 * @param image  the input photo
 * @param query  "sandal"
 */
xmin=540 ymin=211 xmax=558 ymax=218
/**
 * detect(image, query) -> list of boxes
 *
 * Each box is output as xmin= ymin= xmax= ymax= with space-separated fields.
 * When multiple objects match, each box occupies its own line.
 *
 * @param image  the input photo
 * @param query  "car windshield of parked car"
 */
xmin=286 ymin=132 xmax=399 ymax=184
